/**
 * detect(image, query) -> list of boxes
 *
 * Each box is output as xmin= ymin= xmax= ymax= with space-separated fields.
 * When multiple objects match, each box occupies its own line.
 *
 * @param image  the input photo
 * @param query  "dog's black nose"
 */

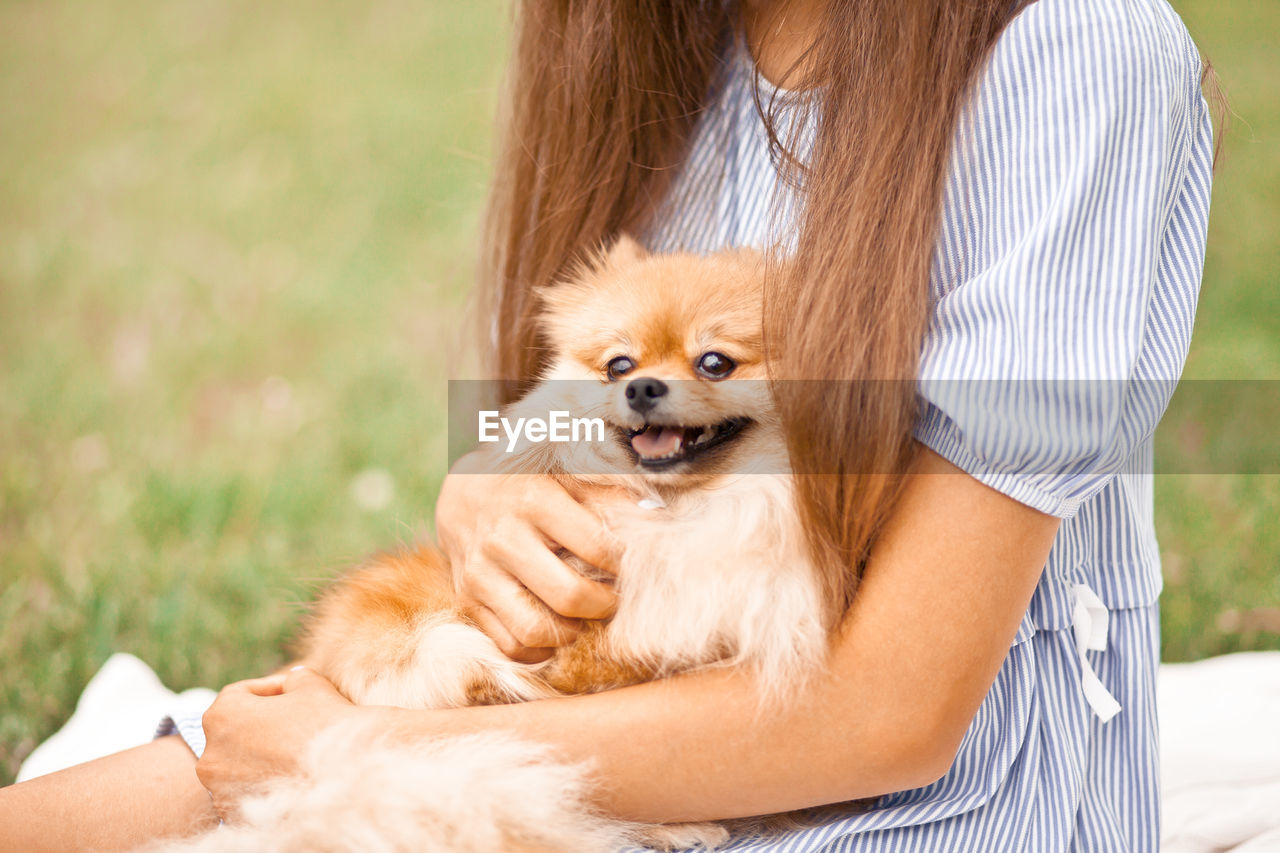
xmin=625 ymin=377 xmax=668 ymax=413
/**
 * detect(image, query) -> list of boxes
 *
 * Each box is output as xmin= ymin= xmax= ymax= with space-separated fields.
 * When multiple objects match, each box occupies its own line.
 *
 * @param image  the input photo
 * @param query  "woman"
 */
xmin=0 ymin=0 xmax=1215 ymax=850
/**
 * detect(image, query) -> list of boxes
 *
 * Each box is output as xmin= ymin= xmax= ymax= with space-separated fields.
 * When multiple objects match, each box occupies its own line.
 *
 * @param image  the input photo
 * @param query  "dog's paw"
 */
xmin=634 ymin=821 xmax=731 ymax=850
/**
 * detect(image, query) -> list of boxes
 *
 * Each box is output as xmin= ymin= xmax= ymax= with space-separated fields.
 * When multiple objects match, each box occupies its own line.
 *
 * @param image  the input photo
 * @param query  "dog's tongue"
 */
xmin=631 ymin=427 xmax=683 ymax=458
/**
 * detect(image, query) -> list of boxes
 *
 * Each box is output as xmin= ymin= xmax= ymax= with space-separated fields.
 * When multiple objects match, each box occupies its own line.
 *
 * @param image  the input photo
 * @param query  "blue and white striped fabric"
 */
xmin=641 ymin=0 xmax=1213 ymax=850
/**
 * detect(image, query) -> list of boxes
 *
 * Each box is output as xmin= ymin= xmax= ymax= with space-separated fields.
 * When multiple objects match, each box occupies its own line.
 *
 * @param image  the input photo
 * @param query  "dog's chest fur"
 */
xmin=304 ymin=469 xmax=827 ymax=712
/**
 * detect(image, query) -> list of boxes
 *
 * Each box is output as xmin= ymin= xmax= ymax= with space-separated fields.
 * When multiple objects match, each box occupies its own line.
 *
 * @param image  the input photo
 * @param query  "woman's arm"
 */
xmin=191 ymin=445 xmax=1057 ymax=823
xmin=0 ymin=736 xmax=217 ymax=852
xmin=369 ymin=446 xmax=1059 ymax=821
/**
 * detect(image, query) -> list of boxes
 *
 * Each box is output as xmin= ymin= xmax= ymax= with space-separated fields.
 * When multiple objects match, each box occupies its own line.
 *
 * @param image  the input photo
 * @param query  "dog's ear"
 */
xmin=534 ymin=233 xmax=649 ymax=334
xmin=533 ymin=277 xmax=593 ymax=337
xmin=597 ymin=233 xmax=647 ymax=272
xmin=536 ymin=233 xmax=646 ymax=315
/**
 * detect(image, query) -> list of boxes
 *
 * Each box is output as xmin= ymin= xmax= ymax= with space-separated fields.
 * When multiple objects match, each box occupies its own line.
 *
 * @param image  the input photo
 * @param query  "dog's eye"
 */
xmin=606 ymin=355 xmax=636 ymax=381
xmin=695 ymin=352 xmax=735 ymax=379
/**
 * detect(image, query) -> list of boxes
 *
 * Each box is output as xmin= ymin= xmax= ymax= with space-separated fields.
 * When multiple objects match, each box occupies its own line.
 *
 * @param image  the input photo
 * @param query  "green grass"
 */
xmin=1154 ymin=0 xmax=1280 ymax=665
xmin=0 ymin=0 xmax=506 ymax=784
xmin=1 ymin=0 xmax=1277 ymax=787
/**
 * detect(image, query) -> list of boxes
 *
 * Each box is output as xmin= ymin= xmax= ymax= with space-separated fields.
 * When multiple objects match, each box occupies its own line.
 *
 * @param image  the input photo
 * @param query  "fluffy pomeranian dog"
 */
xmin=160 ymin=239 xmax=840 ymax=853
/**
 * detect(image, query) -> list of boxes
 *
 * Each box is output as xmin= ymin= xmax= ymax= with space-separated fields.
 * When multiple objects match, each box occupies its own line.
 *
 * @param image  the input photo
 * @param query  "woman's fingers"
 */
xmin=462 ymin=603 xmax=557 ymax=664
xmin=462 ymin=556 xmax=583 ymax=650
xmin=435 ymin=464 xmax=623 ymax=660
xmin=528 ymin=484 xmax=622 ymax=574
xmin=485 ymin=521 xmax=617 ymax=621
xmin=224 ymin=673 xmax=288 ymax=697
xmin=281 ymin=665 xmax=344 ymax=697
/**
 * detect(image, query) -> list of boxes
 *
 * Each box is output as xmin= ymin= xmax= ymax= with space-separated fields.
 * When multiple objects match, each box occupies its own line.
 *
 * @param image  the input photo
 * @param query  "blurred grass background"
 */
xmin=0 ymin=0 xmax=1276 ymax=786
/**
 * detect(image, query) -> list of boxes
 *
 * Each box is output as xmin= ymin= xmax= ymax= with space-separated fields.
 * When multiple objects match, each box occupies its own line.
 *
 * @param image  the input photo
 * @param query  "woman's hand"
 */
xmin=436 ymin=455 xmax=621 ymax=663
xmin=196 ymin=666 xmax=359 ymax=821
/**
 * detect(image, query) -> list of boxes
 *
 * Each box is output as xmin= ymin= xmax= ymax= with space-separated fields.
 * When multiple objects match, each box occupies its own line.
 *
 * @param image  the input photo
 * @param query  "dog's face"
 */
xmin=537 ymin=237 xmax=783 ymax=487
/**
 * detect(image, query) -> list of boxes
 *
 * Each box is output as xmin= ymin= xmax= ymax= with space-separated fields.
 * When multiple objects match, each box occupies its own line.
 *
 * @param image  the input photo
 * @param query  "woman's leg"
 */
xmin=0 ymin=735 xmax=218 ymax=852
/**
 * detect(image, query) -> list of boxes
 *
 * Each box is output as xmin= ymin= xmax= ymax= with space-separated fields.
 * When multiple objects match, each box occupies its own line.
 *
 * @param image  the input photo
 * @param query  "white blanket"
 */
xmin=17 ymin=652 xmax=1280 ymax=850
xmin=1160 ymin=652 xmax=1280 ymax=852
xmin=16 ymin=654 xmax=215 ymax=784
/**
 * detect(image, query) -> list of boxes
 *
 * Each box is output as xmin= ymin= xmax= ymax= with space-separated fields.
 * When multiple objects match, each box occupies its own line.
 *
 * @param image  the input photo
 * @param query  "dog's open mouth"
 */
xmin=624 ymin=418 xmax=751 ymax=468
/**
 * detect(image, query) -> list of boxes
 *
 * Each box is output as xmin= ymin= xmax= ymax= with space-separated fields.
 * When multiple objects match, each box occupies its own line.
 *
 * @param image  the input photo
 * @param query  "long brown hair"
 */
xmin=480 ymin=0 xmax=1030 ymax=611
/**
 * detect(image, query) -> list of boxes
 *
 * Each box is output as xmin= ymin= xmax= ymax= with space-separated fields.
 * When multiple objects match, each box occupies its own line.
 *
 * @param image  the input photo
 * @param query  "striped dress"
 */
xmin=640 ymin=0 xmax=1214 ymax=850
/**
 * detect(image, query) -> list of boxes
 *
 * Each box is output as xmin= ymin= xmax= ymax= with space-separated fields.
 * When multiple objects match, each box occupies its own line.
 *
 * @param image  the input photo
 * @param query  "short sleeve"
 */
xmin=914 ymin=0 xmax=1214 ymax=518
